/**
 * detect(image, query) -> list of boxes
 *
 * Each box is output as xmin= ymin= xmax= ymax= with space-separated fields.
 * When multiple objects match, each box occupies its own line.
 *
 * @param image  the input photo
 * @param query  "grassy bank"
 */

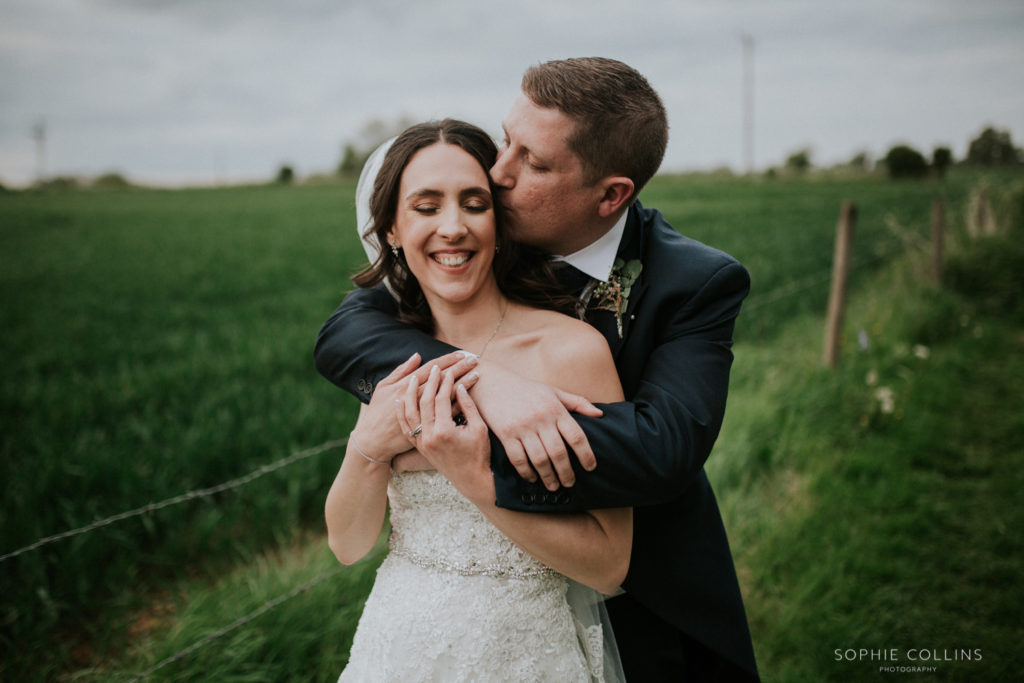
xmin=714 ymin=223 xmax=1024 ymax=680
xmin=2 ymin=170 xmax=1020 ymax=679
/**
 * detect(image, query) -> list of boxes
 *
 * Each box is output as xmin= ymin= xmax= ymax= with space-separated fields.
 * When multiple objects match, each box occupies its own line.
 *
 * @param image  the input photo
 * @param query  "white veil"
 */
xmin=353 ymin=138 xmax=626 ymax=683
xmin=354 ymin=137 xmax=396 ymax=266
xmin=567 ymin=581 xmax=627 ymax=683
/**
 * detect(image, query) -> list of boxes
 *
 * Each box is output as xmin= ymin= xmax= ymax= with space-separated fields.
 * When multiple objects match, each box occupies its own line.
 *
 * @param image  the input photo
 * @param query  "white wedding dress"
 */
xmin=339 ymin=470 xmax=620 ymax=682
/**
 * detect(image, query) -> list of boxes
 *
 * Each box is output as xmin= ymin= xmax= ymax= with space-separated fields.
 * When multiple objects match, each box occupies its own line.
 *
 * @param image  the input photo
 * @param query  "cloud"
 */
xmin=1 ymin=0 xmax=1023 ymax=185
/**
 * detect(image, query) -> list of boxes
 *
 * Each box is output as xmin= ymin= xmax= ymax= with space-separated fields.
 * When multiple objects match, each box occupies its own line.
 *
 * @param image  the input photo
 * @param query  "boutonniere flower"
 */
xmin=591 ymin=258 xmax=642 ymax=338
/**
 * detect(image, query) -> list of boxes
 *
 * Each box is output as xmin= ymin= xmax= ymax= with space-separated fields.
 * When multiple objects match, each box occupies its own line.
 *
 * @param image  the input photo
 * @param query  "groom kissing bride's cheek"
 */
xmin=318 ymin=57 xmax=759 ymax=682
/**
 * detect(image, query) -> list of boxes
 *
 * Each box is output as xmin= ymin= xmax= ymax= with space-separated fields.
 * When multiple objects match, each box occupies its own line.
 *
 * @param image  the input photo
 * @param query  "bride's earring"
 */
xmin=389 ymin=240 xmax=400 ymax=258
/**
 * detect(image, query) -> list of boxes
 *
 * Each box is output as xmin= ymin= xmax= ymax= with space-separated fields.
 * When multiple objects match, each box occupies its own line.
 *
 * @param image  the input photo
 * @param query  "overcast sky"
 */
xmin=2 ymin=0 xmax=1022 ymax=186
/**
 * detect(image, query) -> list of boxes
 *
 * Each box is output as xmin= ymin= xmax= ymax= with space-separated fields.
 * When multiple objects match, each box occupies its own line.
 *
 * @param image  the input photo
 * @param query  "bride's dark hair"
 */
xmin=352 ymin=119 xmax=574 ymax=333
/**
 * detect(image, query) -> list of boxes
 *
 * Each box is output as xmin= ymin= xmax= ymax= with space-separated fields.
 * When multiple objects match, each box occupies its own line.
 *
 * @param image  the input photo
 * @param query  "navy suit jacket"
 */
xmin=314 ymin=201 xmax=758 ymax=679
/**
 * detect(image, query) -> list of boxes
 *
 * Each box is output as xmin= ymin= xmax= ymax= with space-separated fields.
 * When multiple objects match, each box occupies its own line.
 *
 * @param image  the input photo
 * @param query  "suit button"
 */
xmin=357 ymin=379 xmax=367 ymax=392
xmin=364 ymin=381 xmax=373 ymax=395
xmin=521 ymin=493 xmax=535 ymax=504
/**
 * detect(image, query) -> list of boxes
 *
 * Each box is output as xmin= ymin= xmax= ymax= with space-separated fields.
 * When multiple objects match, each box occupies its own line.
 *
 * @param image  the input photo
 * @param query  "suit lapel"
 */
xmin=588 ymin=203 xmax=649 ymax=359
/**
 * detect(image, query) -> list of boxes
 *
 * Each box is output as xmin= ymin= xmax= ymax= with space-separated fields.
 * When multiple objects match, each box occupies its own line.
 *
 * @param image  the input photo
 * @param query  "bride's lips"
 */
xmin=429 ymin=249 xmax=475 ymax=270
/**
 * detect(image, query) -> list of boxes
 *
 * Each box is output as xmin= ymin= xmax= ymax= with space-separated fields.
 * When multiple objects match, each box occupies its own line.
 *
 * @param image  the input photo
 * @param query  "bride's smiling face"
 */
xmin=388 ymin=142 xmax=498 ymax=306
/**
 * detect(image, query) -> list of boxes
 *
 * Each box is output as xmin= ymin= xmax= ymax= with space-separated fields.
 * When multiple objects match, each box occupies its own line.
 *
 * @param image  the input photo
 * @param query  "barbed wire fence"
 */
xmin=3 ymin=201 xmax=935 ymax=679
xmin=0 ymin=439 xmax=347 ymax=564
xmin=3 ymin=437 xmax=351 ymax=679
xmin=740 ymin=251 xmax=889 ymax=316
xmin=126 ymin=564 xmax=350 ymax=682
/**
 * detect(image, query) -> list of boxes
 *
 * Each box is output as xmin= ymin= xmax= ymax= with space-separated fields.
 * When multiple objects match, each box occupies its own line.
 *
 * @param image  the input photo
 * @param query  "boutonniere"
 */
xmin=591 ymin=258 xmax=642 ymax=338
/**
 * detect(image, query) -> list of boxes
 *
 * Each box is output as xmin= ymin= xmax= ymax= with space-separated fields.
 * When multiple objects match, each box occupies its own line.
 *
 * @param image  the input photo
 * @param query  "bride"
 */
xmin=324 ymin=119 xmax=630 ymax=682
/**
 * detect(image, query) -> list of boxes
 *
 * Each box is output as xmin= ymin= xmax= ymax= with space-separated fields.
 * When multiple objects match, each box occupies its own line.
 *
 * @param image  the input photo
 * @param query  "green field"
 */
xmin=2 ymin=170 xmax=1022 ymax=681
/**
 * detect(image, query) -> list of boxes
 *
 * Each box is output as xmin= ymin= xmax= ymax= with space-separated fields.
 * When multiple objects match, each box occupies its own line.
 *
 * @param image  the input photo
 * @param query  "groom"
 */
xmin=315 ymin=57 xmax=759 ymax=681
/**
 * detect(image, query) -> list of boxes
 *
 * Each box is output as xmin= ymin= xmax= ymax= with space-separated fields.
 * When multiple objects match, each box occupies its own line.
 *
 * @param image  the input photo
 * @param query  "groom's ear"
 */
xmin=596 ymin=176 xmax=634 ymax=218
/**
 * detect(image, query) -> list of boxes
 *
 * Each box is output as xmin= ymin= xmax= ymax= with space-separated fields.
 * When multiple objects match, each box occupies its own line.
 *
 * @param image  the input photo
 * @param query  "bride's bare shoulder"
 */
xmin=532 ymin=309 xmax=606 ymax=358
xmin=518 ymin=308 xmax=621 ymax=401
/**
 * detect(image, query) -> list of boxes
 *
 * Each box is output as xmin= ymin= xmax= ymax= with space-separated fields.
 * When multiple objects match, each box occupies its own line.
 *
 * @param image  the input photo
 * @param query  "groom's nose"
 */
xmin=490 ymin=148 xmax=515 ymax=189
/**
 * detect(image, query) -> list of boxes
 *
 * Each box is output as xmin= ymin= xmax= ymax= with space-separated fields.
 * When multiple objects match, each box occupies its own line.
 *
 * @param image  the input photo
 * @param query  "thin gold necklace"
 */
xmin=478 ymin=300 xmax=509 ymax=358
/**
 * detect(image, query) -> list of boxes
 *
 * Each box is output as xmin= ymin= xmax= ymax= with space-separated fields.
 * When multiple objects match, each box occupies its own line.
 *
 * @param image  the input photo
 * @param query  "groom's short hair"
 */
xmin=522 ymin=57 xmax=668 ymax=202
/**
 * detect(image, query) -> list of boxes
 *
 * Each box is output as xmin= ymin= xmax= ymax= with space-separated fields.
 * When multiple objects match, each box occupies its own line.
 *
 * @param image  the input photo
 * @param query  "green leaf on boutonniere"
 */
xmin=591 ymin=258 xmax=643 ymax=338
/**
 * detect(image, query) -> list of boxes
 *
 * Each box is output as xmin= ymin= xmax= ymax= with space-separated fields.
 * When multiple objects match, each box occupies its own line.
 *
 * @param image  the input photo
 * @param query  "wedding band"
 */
xmin=409 ymin=425 xmax=422 ymax=438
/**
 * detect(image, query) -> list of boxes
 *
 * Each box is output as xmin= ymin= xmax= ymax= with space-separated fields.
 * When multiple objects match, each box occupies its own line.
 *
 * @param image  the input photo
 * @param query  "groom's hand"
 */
xmin=470 ymin=361 xmax=602 ymax=491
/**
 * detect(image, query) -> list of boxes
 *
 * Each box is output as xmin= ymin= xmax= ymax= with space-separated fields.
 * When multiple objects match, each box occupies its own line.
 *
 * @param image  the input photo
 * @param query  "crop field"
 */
xmin=2 ymin=169 xmax=1021 ymax=680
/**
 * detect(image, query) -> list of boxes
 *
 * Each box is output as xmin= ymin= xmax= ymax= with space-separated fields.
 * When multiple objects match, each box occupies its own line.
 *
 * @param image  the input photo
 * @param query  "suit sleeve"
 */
xmin=313 ymin=285 xmax=455 ymax=402
xmin=492 ymin=259 xmax=751 ymax=512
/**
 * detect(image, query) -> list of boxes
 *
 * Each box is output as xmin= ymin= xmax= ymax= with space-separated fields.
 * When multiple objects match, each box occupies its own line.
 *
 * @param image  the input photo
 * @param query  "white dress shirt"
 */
xmin=555 ymin=210 xmax=628 ymax=283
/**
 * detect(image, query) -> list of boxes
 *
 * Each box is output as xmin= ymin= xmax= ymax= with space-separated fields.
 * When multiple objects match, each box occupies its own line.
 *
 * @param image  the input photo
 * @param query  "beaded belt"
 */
xmin=388 ymin=543 xmax=555 ymax=580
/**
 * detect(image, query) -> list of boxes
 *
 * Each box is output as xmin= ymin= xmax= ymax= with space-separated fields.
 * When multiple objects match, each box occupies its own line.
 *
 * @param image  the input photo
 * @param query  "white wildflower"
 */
xmin=913 ymin=345 xmax=930 ymax=360
xmin=865 ymin=369 xmax=879 ymax=386
xmin=874 ymin=387 xmax=895 ymax=414
xmin=857 ymin=328 xmax=870 ymax=351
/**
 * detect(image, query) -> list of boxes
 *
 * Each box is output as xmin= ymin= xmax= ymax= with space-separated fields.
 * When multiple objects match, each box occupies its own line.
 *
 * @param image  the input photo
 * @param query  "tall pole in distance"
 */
xmin=32 ymin=117 xmax=47 ymax=182
xmin=741 ymin=33 xmax=754 ymax=175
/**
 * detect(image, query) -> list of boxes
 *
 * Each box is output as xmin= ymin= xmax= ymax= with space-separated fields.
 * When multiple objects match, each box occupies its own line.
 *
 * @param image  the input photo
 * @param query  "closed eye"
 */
xmin=460 ymin=187 xmax=492 ymax=212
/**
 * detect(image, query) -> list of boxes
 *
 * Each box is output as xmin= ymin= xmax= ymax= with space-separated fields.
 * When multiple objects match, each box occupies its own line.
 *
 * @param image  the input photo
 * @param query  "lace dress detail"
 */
xmin=339 ymin=470 xmax=602 ymax=682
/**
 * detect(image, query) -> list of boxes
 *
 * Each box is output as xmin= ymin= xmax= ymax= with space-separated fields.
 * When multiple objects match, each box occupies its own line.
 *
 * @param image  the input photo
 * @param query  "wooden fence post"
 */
xmin=823 ymin=202 xmax=857 ymax=369
xmin=931 ymin=197 xmax=945 ymax=285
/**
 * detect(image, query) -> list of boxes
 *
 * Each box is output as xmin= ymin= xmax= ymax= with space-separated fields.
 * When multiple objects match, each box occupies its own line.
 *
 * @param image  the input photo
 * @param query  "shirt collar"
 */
xmin=556 ymin=210 xmax=629 ymax=282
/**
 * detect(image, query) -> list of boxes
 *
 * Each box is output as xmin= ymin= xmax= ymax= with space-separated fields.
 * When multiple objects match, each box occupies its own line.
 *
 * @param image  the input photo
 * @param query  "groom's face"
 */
xmin=491 ymin=93 xmax=604 ymax=256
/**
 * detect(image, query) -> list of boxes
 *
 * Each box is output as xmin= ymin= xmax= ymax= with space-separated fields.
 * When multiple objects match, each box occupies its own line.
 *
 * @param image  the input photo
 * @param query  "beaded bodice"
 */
xmin=386 ymin=470 xmax=556 ymax=580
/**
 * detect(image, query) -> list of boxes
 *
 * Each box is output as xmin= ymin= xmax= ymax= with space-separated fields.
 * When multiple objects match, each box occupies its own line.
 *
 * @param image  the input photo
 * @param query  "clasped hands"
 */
xmin=351 ymin=351 xmax=601 ymax=492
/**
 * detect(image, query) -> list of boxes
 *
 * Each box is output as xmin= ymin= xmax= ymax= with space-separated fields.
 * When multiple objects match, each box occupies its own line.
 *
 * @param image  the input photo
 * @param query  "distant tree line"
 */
xmin=774 ymin=126 xmax=1022 ymax=180
xmin=884 ymin=126 xmax=1021 ymax=179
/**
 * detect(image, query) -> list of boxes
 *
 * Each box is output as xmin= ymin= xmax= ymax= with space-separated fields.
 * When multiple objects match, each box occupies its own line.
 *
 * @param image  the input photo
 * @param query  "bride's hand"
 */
xmin=354 ymin=352 xmax=479 ymax=462
xmin=395 ymin=365 xmax=493 ymax=502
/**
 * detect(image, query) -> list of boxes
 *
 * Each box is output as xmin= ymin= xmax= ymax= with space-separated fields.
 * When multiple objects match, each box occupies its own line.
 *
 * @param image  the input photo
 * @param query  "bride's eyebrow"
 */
xmin=459 ymin=187 xmax=491 ymax=201
xmin=405 ymin=188 xmax=443 ymax=200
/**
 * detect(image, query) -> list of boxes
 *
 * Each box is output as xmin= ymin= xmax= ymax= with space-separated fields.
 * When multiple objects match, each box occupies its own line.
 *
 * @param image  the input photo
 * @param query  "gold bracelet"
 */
xmin=349 ymin=432 xmax=388 ymax=465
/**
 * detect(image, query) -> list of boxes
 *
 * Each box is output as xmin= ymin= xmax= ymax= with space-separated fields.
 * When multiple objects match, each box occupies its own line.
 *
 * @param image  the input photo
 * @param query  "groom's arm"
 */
xmin=489 ymin=259 xmax=750 ymax=512
xmin=314 ymin=285 xmax=456 ymax=401
xmin=314 ymin=286 xmax=601 ymax=469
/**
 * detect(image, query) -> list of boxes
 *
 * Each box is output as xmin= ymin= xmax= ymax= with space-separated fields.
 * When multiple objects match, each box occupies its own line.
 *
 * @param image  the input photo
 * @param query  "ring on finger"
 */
xmin=409 ymin=424 xmax=422 ymax=438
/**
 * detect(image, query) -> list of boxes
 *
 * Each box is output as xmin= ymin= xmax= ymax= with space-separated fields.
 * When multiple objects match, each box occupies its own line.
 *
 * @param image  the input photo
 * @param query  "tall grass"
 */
xmin=1 ymin=183 xmax=368 ymax=676
xmin=712 ymin=205 xmax=1023 ymax=681
xmin=2 ymin=170 xmax=1020 ymax=679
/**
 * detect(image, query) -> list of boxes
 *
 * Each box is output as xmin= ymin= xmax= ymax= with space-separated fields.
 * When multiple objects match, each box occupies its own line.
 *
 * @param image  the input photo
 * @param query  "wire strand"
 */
xmin=0 ymin=438 xmax=347 ymax=563
xmin=125 ymin=565 xmax=350 ymax=681
xmin=742 ymin=251 xmax=890 ymax=314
